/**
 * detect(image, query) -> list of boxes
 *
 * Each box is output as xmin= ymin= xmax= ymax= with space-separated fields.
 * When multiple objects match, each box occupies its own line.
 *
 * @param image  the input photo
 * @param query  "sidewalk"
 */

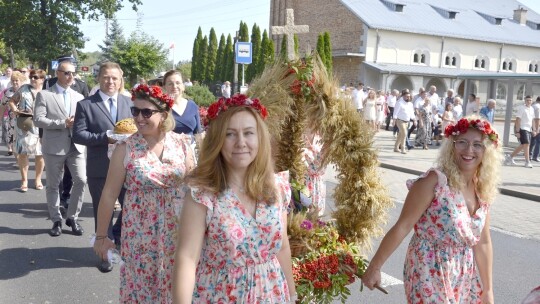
xmin=370 ymin=121 xmax=540 ymax=202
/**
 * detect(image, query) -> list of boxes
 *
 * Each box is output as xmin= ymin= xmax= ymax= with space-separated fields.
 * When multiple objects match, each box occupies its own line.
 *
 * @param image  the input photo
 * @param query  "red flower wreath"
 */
xmin=205 ymin=94 xmax=268 ymax=126
xmin=131 ymin=84 xmax=175 ymax=110
xmin=444 ymin=117 xmax=499 ymax=146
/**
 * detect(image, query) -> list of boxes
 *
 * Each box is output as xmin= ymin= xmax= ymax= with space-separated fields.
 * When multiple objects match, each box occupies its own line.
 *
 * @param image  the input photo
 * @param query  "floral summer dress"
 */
xmin=120 ymin=131 xmax=192 ymax=303
xmin=303 ymin=135 xmax=326 ymax=214
xmin=191 ymin=171 xmax=292 ymax=303
xmin=404 ymin=168 xmax=489 ymax=304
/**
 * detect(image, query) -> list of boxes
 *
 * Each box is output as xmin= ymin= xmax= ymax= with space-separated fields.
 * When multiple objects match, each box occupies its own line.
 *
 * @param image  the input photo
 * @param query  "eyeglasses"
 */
xmin=30 ymin=76 xmax=41 ymax=80
xmin=57 ymin=70 xmax=75 ymax=76
xmin=130 ymin=107 xmax=161 ymax=118
xmin=453 ymin=139 xmax=485 ymax=152
xmin=20 ymin=70 xmax=28 ymax=73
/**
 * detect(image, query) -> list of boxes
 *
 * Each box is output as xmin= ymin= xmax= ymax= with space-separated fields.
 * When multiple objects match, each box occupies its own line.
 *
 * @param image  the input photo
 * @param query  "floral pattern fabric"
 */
xmin=1 ymin=88 xmax=16 ymax=146
xmin=191 ymin=171 xmax=291 ymax=303
xmin=14 ymin=85 xmax=41 ymax=155
xmin=415 ymin=106 xmax=432 ymax=147
xmin=303 ymin=135 xmax=326 ymax=214
xmin=119 ymin=131 xmax=191 ymax=303
xmin=404 ymin=168 xmax=489 ymax=304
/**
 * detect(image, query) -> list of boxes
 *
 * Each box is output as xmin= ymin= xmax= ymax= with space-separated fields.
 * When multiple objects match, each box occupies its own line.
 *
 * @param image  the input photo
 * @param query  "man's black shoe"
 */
xmin=49 ymin=221 xmax=62 ymax=237
xmin=65 ymin=218 xmax=84 ymax=236
xmin=98 ymin=260 xmax=113 ymax=273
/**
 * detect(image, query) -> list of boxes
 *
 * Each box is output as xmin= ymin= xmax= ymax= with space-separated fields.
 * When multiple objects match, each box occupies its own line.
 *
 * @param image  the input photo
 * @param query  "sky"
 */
xmin=80 ymin=0 xmax=540 ymax=63
xmin=80 ymin=0 xmax=271 ymax=62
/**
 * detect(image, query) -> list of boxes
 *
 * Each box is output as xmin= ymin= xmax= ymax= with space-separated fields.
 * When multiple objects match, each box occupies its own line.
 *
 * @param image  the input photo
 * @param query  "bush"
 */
xmin=185 ymin=84 xmax=216 ymax=107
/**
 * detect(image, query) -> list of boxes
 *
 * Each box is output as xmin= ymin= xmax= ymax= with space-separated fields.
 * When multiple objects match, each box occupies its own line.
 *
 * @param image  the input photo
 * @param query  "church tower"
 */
xmin=269 ymin=0 xmax=366 ymax=85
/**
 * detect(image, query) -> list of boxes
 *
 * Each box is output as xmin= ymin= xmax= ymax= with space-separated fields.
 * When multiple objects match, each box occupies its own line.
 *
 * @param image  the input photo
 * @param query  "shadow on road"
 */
xmin=0 ymin=246 xmax=97 ymax=280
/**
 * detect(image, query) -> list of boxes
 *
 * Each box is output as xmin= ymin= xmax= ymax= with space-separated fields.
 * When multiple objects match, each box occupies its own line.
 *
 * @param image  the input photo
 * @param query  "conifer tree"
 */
xmin=316 ymin=33 xmax=326 ymax=68
xmin=214 ymin=34 xmax=225 ymax=82
xmin=99 ymin=18 xmax=125 ymax=62
xmin=260 ymin=30 xmax=275 ymax=68
xmin=191 ymin=27 xmax=203 ymax=81
xmin=294 ymin=34 xmax=299 ymax=57
xmin=324 ymin=32 xmax=333 ymax=75
xmin=199 ymin=35 xmax=208 ymax=83
xmin=206 ymin=28 xmax=218 ymax=82
xmin=246 ymin=24 xmax=261 ymax=82
xmin=223 ymin=34 xmax=234 ymax=82
xmin=280 ymin=35 xmax=287 ymax=60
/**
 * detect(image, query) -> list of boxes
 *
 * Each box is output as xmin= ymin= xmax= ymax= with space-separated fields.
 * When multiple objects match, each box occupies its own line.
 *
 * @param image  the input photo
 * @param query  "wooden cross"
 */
xmin=271 ymin=9 xmax=310 ymax=61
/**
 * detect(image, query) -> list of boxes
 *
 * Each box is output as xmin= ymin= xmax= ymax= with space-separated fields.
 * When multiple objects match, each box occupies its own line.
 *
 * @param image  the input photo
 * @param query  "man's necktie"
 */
xmin=63 ymin=90 xmax=71 ymax=114
xmin=109 ymin=97 xmax=117 ymax=122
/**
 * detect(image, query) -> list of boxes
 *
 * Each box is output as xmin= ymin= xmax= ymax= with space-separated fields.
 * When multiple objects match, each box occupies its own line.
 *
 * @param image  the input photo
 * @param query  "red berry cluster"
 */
xmin=293 ymin=252 xmax=358 ymax=290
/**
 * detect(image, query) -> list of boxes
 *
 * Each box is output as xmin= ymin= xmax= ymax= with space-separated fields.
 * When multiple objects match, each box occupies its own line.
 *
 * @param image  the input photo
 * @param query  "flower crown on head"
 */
xmin=131 ymin=84 xmax=174 ymax=110
xmin=205 ymin=94 xmax=268 ymax=126
xmin=444 ymin=117 xmax=499 ymax=146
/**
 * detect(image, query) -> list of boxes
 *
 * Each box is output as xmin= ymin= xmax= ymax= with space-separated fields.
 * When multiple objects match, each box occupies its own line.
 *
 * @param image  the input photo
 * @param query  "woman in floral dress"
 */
xmin=362 ymin=116 xmax=501 ymax=304
xmin=1 ymin=71 xmax=24 ymax=158
xmin=173 ymin=95 xmax=296 ymax=303
xmin=303 ymin=131 xmax=326 ymax=214
xmin=414 ymin=97 xmax=433 ymax=149
xmin=93 ymin=85 xmax=195 ymax=303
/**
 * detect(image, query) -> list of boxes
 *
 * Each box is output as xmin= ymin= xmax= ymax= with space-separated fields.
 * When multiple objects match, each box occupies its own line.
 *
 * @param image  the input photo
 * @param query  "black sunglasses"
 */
xmin=57 ymin=70 xmax=75 ymax=76
xmin=30 ymin=75 xmax=42 ymax=80
xmin=130 ymin=107 xmax=161 ymax=118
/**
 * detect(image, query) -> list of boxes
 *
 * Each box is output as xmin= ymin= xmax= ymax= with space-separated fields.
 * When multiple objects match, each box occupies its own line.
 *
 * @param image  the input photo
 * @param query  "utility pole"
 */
xmin=233 ymin=31 xmax=239 ymax=95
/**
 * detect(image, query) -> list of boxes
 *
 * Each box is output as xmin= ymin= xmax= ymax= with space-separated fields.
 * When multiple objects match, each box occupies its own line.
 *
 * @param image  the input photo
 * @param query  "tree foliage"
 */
xmin=214 ymin=34 xmax=225 ymax=82
xmin=0 ymin=0 xmax=141 ymax=70
xmin=111 ymin=32 xmax=168 ymax=86
xmin=323 ymin=32 xmax=333 ymax=75
xmin=316 ymin=34 xmax=325 ymax=65
xmin=176 ymin=60 xmax=192 ymax=81
xmin=223 ymin=34 xmax=234 ymax=82
xmin=198 ymin=36 xmax=208 ymax=83
xmin=191 ymin=27 xmax=203 ymax=82
xmin=246 ymin=24 xmax=261 ymax=83
xmin=206 ymin=28 xmax=218 ymax=83
xmin=280 ymin=35 xmax=288 ymax=60
xmin=260 ymin=30 xmax=275 ymax=68
xmin=99 ymin=18 xmax=125 ymax=62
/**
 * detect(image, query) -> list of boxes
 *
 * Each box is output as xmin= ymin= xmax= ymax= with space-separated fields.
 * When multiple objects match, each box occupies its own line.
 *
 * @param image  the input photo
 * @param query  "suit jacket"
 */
xmin=72 ymin=92 xmax=132 ymax=178
xmin=34 ymin=85 xmax=86 ymax=155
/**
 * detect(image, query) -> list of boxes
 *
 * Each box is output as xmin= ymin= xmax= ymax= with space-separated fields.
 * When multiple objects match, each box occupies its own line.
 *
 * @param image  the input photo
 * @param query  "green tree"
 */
xmin=246 ymin=24 xmax=261 ymax=82
xmin=323 ymin=32 xmax=333 ymax=75
xmin=238 ymin=21 xmax=249 ymax=42
xmin=259 ymin=30 xmax=274 ymax=70
xmin=98 ymin=18 xmax=125 ymax=62
xmin=214 ymin=34 xmax=225 ymax=82
xmin=280 ymin=35 xmax=287 ymax=60
xmin=176 ymin=60 xmax=191 ymax=81
xmin=294 ymin=34 xmax=299 ymax=56
xmin=198 ymin=35 xmax=208 ymax=83
xmin=0 ymin=0 xmax=141 ymax=70
xmin=223 ymin=34 xmax=234 ymax=82
xmin=316 ymin=33 xmax=325 ymax=66
xmin=111 ymin=32 xmax=167 ymax=86
xmin=191 ymin=27 xmax=203 ymax=81
xmin=206 ymin=28 xmax=218 ymax=83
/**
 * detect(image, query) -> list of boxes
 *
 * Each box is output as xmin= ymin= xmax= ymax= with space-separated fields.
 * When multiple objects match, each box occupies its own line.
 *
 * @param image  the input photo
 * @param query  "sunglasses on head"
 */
xmin=130 ymin=107 xmax=161 ymax=118
xmin=57 ymin=70 xmax=75 ymax=76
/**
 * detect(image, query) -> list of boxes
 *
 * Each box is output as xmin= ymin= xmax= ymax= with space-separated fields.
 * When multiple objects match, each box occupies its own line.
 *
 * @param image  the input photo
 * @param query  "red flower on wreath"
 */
xmin=444 ymin=117 xmax=499 ymax=146
xmin=131 ymin=84 xmax=174 ymax=110
xmin=204 ymin=94 xmax=268 ymax=126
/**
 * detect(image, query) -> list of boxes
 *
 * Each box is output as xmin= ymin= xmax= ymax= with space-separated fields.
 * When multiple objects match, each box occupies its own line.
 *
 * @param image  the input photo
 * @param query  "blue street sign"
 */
xmin=51 ymin=60 xmax=59 ymax=70
xmin=235 ymin=42 xmax=252 ymax=64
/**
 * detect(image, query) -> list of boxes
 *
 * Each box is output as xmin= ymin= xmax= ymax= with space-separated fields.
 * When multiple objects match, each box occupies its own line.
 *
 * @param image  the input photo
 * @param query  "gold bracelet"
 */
xmin=95 ymin=235 xmax=108 ymax=240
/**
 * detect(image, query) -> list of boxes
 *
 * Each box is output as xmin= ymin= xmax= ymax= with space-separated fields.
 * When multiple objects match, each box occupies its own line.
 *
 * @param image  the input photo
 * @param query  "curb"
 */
xmin=379 ymin=162 xmax=540 ymax=203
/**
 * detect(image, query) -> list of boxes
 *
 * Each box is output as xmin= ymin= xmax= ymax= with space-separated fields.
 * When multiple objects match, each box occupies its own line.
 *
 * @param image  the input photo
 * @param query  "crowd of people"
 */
xmin=1 ymin=56 xmax=538 ymax=303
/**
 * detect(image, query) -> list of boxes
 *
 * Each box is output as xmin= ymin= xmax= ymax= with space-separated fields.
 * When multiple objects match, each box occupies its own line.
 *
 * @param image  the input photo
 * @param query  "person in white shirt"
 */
xmin=428 ymin=85 xmax=439 ymax=107
xmin=453 ymin=96 xmax=464 ymax=120
xmin=385 ymin=89 xmax=398 ymax=130
xmin=393 ymin=90 xmax=416 ymax=154
xmin=0 ymin=67 xmax=13 ymax=91
xmin=505 ymin=96 xmax=535 ymax=168
xmin=530 ymin=97 xmax=540 ymax=162
xmin=183 ymin=79 xmax=193 ymax=87
xmin=352 ymin=82 xmax=365 ymax=113
xmin=221 ymin=81 xmax=231 ymax=98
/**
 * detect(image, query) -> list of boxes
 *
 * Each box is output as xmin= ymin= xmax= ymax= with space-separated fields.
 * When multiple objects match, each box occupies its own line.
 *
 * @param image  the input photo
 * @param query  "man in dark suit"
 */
xmin=73 ymin=62 xmax=132 ymax=273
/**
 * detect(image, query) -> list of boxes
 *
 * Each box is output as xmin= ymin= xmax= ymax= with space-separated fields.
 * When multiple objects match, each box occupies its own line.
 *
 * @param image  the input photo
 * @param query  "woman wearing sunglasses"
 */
xmin=93 ymin=84 xmax=195 ymax=303
xmin=362 ymin=115 xmax=502 ymax=304
xmin=7 ymin=69 xmax=46 ymax=192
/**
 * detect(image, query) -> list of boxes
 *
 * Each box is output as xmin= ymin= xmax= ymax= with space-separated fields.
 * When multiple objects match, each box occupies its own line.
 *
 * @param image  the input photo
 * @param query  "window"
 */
xmin=451 ymin=57 xmax=457 ymax=66
xmin=481 ymin=60 xmax=486 ymax=68
xmin=502 ymin=62 xmax=507 ymax=70
xmin=529 ymin=64 xmax=534 ymax=72
xmin=475 ymin=59 xmax=480 ymax=68
xmin=536 ymin=64 xmax=539 ymax=72
xmin=413 ymin=53 xmax=419 ymax=63
xmin=445 ymin=56 xmax=450 ymax=65
xmin=421 ymin=54 xmax=426 ymax=64
xmin=508 ymin=62 xmax=513 ymax=70
xmin=412 ymin=50 xmax=428 ymax=65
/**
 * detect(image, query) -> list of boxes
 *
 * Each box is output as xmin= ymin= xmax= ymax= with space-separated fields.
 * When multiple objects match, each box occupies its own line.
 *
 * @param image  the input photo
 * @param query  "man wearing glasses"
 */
xmin=73 ymin=62 xmax=132 ymax=273
xmin=34 ymin=60 xmax=87 ymax=238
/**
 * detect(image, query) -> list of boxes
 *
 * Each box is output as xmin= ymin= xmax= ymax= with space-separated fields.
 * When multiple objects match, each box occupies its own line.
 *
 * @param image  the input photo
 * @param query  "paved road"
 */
xmin=0 ymin=142 xmax=539 ymax=303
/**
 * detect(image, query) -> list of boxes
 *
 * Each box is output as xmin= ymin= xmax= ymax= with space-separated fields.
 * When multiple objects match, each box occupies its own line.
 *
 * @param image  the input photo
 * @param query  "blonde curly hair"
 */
xmin=436 ymin=115 xmax=503 ymax=203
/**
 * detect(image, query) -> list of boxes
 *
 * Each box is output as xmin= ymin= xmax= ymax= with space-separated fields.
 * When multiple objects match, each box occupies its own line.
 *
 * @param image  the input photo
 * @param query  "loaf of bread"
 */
xmin=114 ymin=118 xmax=138 ymax=134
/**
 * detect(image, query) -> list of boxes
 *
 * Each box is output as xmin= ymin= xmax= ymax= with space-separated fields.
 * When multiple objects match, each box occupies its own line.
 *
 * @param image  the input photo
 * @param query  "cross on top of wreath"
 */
xmin=271 ymin=8 xmax=310 ymax=61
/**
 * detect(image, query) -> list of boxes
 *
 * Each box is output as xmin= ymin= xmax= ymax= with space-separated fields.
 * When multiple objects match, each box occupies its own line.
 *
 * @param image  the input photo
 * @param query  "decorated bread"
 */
xmin=114 ymin=118 xmax=138 ymax=134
